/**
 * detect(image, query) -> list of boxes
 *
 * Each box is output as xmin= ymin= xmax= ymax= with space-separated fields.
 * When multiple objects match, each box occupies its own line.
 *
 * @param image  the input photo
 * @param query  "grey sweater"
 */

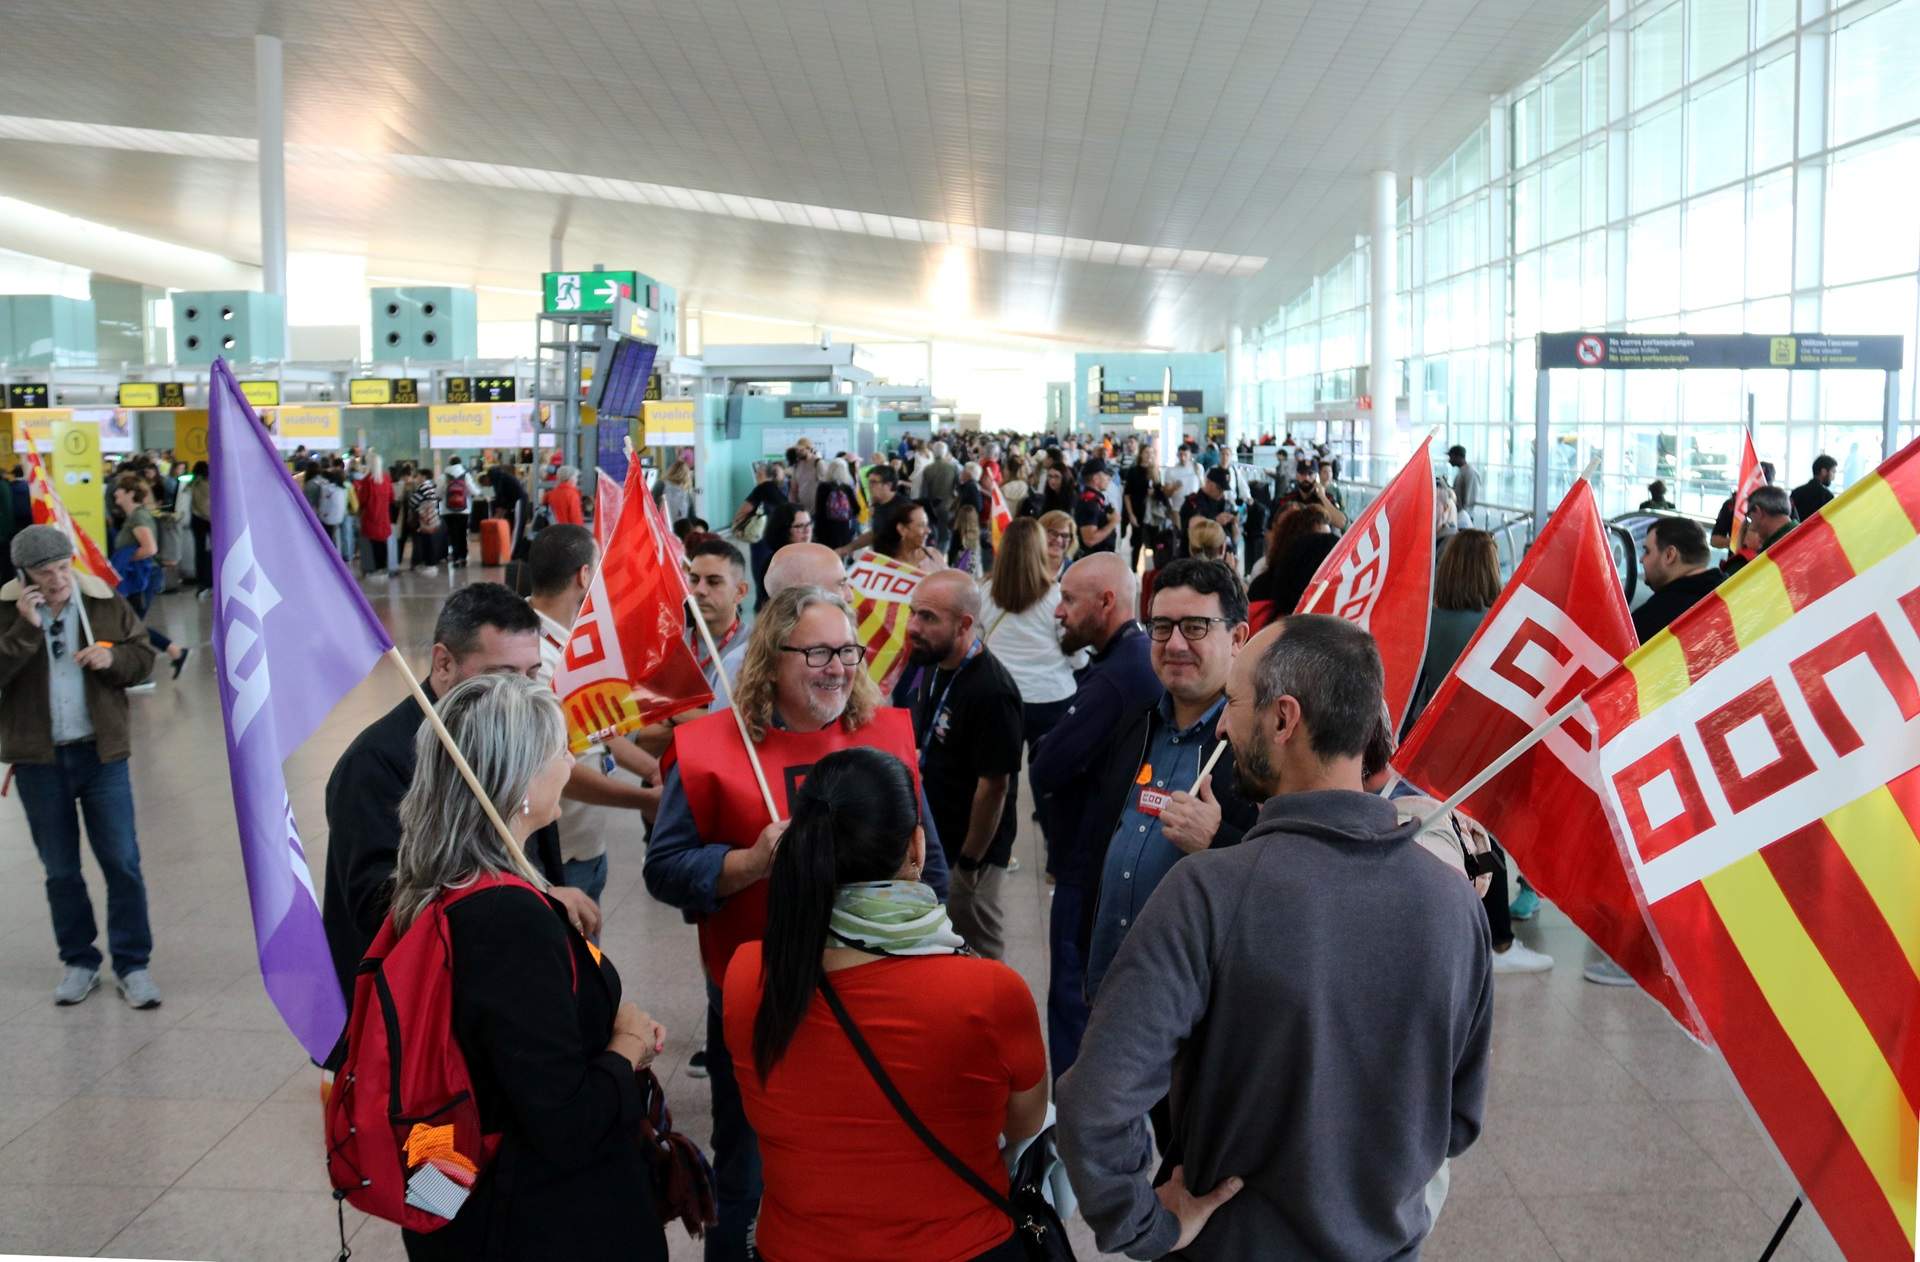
xmin=1057 ymin=789 xmax=1492 ymax=1260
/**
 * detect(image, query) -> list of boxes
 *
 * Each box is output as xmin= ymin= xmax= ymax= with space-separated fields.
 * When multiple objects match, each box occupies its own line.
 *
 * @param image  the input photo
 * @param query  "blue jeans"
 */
xmin=561 ymin=853 xmax=608 ymax=906
xmin=126 ymin=589 xmax=174 ymax=655
xmin=13 ymin=744 xmax=153 ymax=975
xmin=706 ymin=978 xmax=762 ymax=1262
xmin=1047 ymin=880 xmax=1090 ymax=1082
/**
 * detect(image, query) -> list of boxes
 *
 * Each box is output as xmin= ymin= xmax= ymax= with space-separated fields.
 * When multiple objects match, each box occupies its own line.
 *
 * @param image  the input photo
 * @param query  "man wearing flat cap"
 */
xmin=0 ymin=524 xmax=163 ymax=1008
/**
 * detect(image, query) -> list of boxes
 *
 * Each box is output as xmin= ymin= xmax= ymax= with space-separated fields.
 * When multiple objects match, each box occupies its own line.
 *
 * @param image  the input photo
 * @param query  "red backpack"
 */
xmin=325 ymin=874 xmax=567 ymax=1233
xmin=444 ymin=476 xmax=469 ymax=513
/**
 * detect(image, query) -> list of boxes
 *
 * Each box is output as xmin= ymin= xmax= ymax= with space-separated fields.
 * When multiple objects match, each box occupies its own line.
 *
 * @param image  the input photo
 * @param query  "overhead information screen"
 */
xmin=1099 ymin=389 xmax=1203 ymax=413
xmin=1538 ymin=332 xmax=1905 ymax=371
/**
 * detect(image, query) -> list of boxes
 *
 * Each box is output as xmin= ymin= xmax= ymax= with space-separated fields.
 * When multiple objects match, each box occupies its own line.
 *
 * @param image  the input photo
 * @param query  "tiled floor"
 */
xmin=0 ymin=567 xmax=1843 ymax=1261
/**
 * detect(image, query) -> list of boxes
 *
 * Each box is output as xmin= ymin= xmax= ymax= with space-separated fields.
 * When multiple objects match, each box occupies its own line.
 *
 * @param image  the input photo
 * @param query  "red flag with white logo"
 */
xmin=553 ymin=463 xmax=711 ymax=753
xmin=1393 ymin=480 xmax=1701 ymax=1036
xmin=1295 ymin=436 xmax=1436 ymax=731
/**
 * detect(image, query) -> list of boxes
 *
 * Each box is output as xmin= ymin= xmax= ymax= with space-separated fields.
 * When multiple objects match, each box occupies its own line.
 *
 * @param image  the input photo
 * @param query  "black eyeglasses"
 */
xmin=1146 ymin=616 xmax=1235 ymax=642
xmin=46 ymin=621 xmax=65 ymax=660
xmin=781 ymin=643 xmax=868 ymax=667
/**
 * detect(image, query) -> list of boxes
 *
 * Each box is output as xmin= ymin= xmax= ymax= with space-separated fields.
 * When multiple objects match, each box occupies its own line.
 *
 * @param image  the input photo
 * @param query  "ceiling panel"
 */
xmin=0 ymin=0 xmax=1599 ymax=349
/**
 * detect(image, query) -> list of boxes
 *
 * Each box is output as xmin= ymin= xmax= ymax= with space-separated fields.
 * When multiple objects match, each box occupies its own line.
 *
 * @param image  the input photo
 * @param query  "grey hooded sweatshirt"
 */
xmin=1058 ymin=789 xmax=1492 ymax=1260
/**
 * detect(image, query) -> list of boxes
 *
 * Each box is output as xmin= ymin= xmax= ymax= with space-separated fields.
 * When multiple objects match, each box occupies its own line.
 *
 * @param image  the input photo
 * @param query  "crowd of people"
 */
xmin=0 ymin=426 xmax=1847 ymax=1261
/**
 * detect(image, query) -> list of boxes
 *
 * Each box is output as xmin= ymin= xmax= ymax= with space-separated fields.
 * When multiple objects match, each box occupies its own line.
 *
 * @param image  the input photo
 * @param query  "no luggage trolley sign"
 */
xmin=1531 ymin=331 xmax=1906 ymax=529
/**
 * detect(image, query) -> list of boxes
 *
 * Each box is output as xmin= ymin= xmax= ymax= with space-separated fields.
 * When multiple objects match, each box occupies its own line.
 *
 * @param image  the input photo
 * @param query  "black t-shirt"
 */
xmin=1633 ymin=567 xmax=1724 ymax=642
xmin=1122 ymin=465 xmax=1154 ymax=519
xmin=1075 ymin=488 xmax=1117 ymax=553
xmin=1712 ymin=495 xmax=1736 ymax=539
xmin=894 ymin=649 xmax=1025 ymax=867
xmin=747 ymin=481 xmax=788 ymax=514
xmin=1791 ymin=480 xmax=1833 ymax=522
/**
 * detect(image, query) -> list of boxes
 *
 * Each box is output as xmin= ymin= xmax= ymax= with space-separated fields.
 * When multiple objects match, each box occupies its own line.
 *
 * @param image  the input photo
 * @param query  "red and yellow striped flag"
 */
xmin=1587 ymin=436 xmax=1920 ymax=1261
xmin=987 ymin=477 xmax=1013 ymax=546
xmin=847 ymin=549 xmax=926 ymax=695
xmin=24 ymin=448 xmax=118 ymax=585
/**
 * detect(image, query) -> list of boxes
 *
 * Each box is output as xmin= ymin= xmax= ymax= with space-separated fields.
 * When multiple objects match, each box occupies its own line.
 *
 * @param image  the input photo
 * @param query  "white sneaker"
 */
xmin=116 ymin=969 xmax=162 ymax=1009
xmin=127 ymin=681 xmax=158 ymax=694
xmin=1492 ymin=942 xmax=1555 ymax=974
xmin=54 ymin=965 xmax=100 ymax=1005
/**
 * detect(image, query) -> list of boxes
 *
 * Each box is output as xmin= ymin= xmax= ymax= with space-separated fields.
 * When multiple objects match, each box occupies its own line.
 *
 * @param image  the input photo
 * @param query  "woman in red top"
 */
xmin=545 ymin=465 xmax=585 ymax=526
xmin=358 ymin=452 xmax=394 ymax=576
xmin=724 ymin=747 xmax=1048 ymax=1262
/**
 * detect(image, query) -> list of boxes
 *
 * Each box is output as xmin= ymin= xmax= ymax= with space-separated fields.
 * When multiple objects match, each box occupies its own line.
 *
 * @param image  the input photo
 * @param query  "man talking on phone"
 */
xmin=0 ymin=525 xmax=162 ymax=1008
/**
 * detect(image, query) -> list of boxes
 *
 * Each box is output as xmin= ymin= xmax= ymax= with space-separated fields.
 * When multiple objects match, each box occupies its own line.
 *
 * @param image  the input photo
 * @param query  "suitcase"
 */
xmin=479 ymin=517 xmax=510 ymax=566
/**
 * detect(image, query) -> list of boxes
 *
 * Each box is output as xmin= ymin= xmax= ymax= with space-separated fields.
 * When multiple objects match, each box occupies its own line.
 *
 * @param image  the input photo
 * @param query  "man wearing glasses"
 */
xmin=1078 ymin=559 xmax=1259 ymax=1004
xmin=644 ymin=584 xmax=947 ymax=1262
xmin=0 ymin=525 xmax=161 ymax=1008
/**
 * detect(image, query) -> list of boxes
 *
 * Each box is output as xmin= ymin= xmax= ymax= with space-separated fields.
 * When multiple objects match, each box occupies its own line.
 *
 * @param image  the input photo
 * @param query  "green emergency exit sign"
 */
xmin=543 ymin=270 xmax=638 ymax=314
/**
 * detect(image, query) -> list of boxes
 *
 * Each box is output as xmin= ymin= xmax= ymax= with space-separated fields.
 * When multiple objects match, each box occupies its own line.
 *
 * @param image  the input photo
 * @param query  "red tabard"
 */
xmin=670 ymin=706 xmax=920 ymax=983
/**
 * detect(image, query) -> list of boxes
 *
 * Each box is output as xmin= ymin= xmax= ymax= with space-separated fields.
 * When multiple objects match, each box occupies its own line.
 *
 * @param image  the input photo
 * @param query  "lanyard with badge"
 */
xmin=916 ymin=638 xmax=982 ymax=767
xmin=1136 ymin=736 xmax=1213 ymax=820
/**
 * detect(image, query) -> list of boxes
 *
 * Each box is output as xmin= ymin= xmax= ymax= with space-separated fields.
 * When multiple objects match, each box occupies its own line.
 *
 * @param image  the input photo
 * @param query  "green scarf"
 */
xmin=828 ymin=881 xmax=968 ymax=956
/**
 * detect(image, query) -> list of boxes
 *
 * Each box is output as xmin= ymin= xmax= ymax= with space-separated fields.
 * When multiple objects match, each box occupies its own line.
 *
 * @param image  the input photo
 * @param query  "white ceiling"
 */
xmin=0 ymin=0 xmax=1596 ymax=350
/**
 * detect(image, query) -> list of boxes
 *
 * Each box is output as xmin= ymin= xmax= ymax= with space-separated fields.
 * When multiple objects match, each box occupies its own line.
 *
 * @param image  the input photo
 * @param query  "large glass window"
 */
xmin=1688 ymin=75 xmax=1747 ymax=192
xmin=1750 ymin=51 xmax=1794 ymax=173
xmin=1825 ymin=135 xmax=1920 ymax=286
xmin=1689 ymin=0 xmax=1747 ymax=78
xmin=1627 ymin=207 xmax=1682 ymax=319
xmin=1547 ymin=68 xmax=1585 ymax=152
xmin=1544 ymin=152 xmax=1583 ymax=242
xmin=1683 ymin=187 xmax=1747 ymax=309
xmin=1755 ymin=0 xmax=1796 ymax=46
xmin=1630 ymin=104 xmax=1683 ymax=212
xmin=1831 ymin=0 xmax=1920 ymax=147
xmin=1747 ymin=170 xmax=1793 ymax=297
xmin=1633 ymin=4 xmax=1685 ymax=109
xmin=1514 ymin=173 xmax=1541 ymax=253
xmin=1514 ymin=90 xmax=1543 ymax=167
xmin=1587 ymin=48 xmax=1610 ymax=129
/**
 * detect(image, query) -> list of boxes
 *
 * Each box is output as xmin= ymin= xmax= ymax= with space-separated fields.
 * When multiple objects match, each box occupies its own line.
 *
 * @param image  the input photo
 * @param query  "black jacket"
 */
xmin=1632 ymin=568 xmax=1724 ymax=642
xmin=1076 ymin=696 xmax=1260 ymax=959
xmin=402 ymin=885 xmax=665 ymax=1262
xmin=323 ymin=691 xmax=564 ymax=1008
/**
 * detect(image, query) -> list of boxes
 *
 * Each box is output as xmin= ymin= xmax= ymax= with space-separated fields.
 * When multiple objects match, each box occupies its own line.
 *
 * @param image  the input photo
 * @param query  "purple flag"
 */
xmin=208 ymin=358 xmax=395 ymax=1062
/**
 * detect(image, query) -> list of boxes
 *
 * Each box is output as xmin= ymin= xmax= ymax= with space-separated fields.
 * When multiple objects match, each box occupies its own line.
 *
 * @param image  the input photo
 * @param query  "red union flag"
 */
xmin=553 ymin=465 xmax=711 ymax=753
xmin=1394 ymin=480 xmax=1699 ymax=1035
xmin=1296 ymin=436 xmax=1436 ymax=729
xmin=847 ymin=550 xmax=927 ymax=695
xmin=1731 ymin=427 xmax=1767 ymax=560
xmin=1587 ymin=437 xmax=1920 ymax=1261
xmin=592 ymin=463 xmax=624 ymax=554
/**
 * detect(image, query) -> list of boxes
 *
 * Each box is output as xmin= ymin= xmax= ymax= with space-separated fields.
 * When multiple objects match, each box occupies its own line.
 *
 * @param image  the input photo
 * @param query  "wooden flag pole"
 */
xmin=618 ymin=432 xmax=777 ymax=825
xmin=684 ymin=594 xmax=781 ymax=825
xmin=1413 ymin=694 xmax=1584 ymax=832
xmin=1189 ymin=740 xmax=1227 ymax=795
xmin=383 ymin=648 xmax=544 ymax=880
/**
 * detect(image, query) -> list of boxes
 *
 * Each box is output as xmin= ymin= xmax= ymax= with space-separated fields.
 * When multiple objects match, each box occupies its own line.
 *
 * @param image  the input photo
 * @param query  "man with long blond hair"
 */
xmin=642 ymin=584 xmax=948 ymax=1261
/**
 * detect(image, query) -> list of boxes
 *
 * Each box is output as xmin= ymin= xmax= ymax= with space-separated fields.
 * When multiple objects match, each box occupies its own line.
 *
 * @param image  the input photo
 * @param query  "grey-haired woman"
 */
xmin=393 ymin=674 xmax=669 ymax=1262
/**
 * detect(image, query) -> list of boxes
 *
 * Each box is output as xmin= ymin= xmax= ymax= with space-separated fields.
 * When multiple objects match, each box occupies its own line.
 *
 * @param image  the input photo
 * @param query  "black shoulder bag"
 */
xmin=818 ymin=973 xmax=1075 ymax=1262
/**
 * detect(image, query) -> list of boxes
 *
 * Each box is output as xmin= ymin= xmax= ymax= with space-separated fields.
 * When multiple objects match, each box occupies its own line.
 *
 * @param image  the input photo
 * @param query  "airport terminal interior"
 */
xmin=0 ymin=0 xmax=1916 ymax=1258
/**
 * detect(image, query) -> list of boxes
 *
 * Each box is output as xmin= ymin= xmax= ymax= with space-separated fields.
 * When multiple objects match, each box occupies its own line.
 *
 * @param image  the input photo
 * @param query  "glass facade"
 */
xmin=1239 ymin=0 xmax=1920 ymax=520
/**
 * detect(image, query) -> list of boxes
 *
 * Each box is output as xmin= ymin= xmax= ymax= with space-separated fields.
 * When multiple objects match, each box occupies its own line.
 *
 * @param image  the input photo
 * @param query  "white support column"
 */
xmin=254 ymin=35 xmax=287 ymax=303
xmin=1369 ymin=170 xmax=1398 ymax=466
xmin=1226 ymin=323 xmax=1247 ymax=452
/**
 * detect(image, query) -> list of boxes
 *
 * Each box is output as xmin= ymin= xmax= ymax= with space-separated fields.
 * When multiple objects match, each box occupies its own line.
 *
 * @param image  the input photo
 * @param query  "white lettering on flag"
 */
xmin=219 ymin=527 xmax=284 ymax=742
xmin=1600 ymin=534 xmax=1920 ymax=903
xmin=1331 ymin=514 xmax=1389 ymax=627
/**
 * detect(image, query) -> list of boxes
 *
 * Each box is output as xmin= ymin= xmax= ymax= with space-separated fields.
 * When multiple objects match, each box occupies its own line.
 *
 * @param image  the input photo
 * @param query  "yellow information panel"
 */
xmin=173 ymin=410 xmax=210 ymax=465
xmin=118 ymin=382 xmax=161 ymax=408
xmin=642 ymin=398 xmax=696 ymax=446
xmin=9 ymin=410 xmax=57 ymax=454
xmin=429 ymin=403 xmax=493 ymax=441
xmin=349 ymin=378 xmax=394 ymax=406
xmin=273 ymin=405 xmax=343 ymax=449
xmin=239 ymin=380 xmax=282 ymax=408
xmin=50 ymin=416 xmax=106 ymax=550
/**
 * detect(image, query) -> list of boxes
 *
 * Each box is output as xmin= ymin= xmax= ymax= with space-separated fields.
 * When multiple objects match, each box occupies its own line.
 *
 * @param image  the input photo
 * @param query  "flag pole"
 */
xmin=381 ymin=647 xmax=541 ymax=876
xmin=684 ymin=594 xmax=780 ymax=825
xmin=635 ymin=434 xmax=779 ymax=825
xmin=1413 ymin=694 xmax=1584 ymax=832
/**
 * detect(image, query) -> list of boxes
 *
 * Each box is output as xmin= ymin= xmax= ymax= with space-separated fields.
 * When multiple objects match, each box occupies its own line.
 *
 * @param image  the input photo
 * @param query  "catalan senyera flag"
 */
xmin=553 ymin=462 xmax=711 ymax=754
xmin=1586 ymin=436 xmax=1920 ymax=1261
xmin=987 ymin=476 xmax=1013 ymax=546
xmin=24 ymin=448 xmax=118 ymax=585
xmin=1294 ymin=435 xmax=1436 ymax=731
xmin=1394 ymin=480 xmax=1700 ymax=1038
xmin=848 ymin=549 xmax=927 ymax=695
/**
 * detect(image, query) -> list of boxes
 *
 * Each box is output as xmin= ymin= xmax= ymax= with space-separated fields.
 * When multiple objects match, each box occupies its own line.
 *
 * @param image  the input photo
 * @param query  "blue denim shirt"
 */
xmin=1085 ymin=692 xmax=1229 ymax=1000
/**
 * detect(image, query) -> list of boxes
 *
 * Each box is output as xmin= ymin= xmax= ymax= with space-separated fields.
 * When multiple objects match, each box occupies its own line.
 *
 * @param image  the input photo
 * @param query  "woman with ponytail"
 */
xmin=722 ymin=747 xmax=1048 ymax=1262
